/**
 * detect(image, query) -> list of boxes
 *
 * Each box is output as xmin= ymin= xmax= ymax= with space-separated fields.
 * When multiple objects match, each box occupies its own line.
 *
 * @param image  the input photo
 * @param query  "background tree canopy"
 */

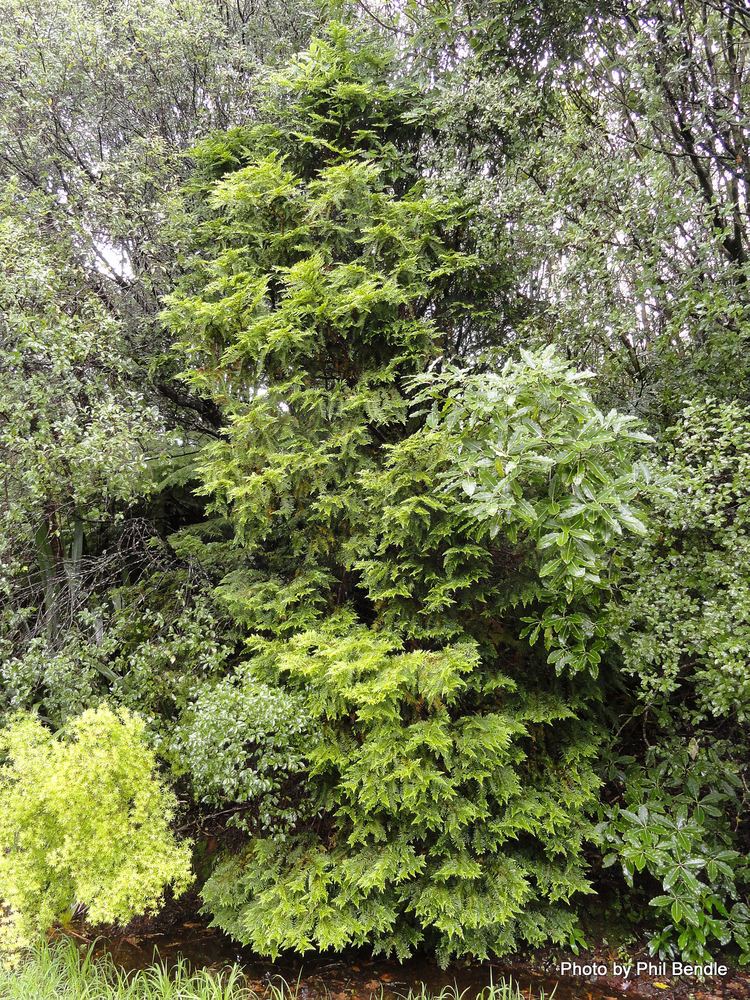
xmin=0 ymin=0 xmax=749 ymax=972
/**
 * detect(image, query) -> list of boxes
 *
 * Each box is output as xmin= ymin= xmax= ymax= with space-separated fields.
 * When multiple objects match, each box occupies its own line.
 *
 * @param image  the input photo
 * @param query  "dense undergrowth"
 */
xmin=1 ymin=0 xmax=749 ymax=977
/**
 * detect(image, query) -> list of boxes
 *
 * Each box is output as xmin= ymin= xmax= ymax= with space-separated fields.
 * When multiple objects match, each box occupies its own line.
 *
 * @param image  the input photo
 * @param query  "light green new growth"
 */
xmin=203 ymin=619 xmax=599 ymax=965
xmin=0 ymin=705 xmax=193 ymax=956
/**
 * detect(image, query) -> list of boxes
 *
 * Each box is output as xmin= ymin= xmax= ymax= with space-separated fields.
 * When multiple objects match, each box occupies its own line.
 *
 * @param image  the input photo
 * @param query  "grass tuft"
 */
xmin=0 ymin=941 xmax=253 ymax=999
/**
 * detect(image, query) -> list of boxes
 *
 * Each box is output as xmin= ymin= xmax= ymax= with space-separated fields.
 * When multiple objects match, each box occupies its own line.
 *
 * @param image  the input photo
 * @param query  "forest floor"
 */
xmin=60 ymin=900 xmax=750 ymax=1000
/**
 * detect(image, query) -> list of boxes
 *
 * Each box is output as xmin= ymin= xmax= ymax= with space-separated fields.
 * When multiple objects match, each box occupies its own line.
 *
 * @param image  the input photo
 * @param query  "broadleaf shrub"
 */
xmin=596 ymin=741 xmax=750 ymax=964
xmin=615 ymin=399 xmax=750 ymax=724
xmin=358 ymin=349 xmax=652 ymax=673
xmin=175 ymin=671 xmax=315 ymax=835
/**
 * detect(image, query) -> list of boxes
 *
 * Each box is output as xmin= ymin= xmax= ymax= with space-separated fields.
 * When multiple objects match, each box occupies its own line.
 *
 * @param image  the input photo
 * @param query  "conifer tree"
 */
xmin=166 ymin=23 xmax=647 ymax=962
xmin=165 ymin=23 xmax=508 ymax=635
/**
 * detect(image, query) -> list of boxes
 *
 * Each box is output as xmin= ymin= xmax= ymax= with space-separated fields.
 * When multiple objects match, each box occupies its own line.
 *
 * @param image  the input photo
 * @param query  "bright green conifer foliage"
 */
xmin=0 ymin=706 xmax=193 ymax=955
xmin=164 ymin=24 xmax=499 ymax=639
xmin=202 ymin=619 xmax=600 ymax=962
xmin=166 ymin=25 xmax=649 ymax=961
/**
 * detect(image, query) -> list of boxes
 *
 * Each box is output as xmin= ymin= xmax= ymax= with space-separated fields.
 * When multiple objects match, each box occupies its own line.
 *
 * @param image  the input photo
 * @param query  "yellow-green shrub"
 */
xmin=0 ymin=705 xmax=193 ymax=955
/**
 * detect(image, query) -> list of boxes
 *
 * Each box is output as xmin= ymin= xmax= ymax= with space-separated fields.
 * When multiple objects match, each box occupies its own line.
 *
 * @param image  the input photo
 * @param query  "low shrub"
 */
xmin=174 ymin=671 xmax=315 ymax=835
xmin=0 ymin=705 xmax=193 ymax=957
xmin=596 ymin=740 xmax=750 ymax=963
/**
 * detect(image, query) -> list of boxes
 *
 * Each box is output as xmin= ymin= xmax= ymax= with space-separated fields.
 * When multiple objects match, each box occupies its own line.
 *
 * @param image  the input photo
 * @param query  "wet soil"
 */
xmin=63 ymin=916 xmax=750 ymax=1000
